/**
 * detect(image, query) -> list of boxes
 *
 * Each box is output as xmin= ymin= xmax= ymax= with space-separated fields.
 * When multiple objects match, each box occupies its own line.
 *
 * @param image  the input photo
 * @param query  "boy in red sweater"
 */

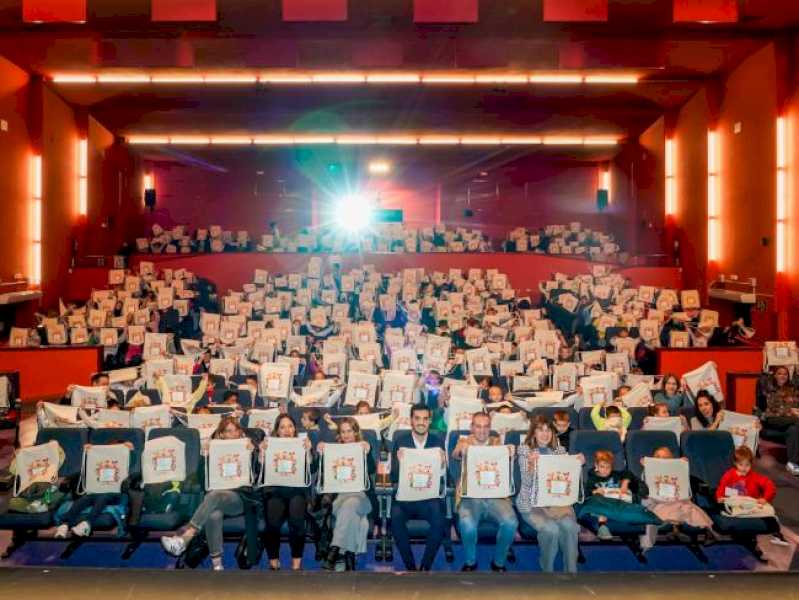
xmin=716 ymin=446 xmax=786 ymax=545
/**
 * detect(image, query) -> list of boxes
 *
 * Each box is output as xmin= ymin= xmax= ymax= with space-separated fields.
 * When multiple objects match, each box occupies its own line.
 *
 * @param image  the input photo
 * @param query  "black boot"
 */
xmin=344 ymin=551 xmax=356 ymax=571
xmin=321 ymin=545 xmax=340 ymax=571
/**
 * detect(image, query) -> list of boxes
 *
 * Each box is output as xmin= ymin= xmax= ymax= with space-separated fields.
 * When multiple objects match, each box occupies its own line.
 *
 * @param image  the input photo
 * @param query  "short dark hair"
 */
xmin=302 ymin=408 xmax=321 ymax=424
xmin=410 ymin=403 xmax=431 ymax=419
xmin=222 ymin=391 xmax=239 ymax=403
xmin=91 ymin=372 xmax=109 ymax=385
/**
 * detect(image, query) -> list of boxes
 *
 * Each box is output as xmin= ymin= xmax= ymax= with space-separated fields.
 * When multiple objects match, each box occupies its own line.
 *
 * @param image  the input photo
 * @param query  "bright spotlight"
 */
xmin=335 ymin=195 xmax=374 ymax=232
xmin=368 ymin=160 xmax=391 ymax=175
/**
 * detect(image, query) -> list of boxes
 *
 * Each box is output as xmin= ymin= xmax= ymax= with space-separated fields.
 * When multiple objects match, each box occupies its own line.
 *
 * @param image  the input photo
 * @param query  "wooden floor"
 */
xmin=1 ymin=568 xmax=798 ymax=600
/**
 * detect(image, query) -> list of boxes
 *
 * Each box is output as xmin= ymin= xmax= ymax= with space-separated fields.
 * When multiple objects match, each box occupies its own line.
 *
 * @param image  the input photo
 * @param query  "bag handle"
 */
xmin=361 ymin=445 xmax=371 ymax=492
xmin=76 ymin=447 xmax=88 ymax=496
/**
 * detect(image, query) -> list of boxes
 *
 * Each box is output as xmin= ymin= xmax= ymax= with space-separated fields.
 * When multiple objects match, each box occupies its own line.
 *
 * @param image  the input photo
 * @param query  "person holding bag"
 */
xmin=317 ymin=417 xmax=375 ymax=571
xmin=260 ymin=414 xmax=313 ymax=571
xmin=516 ymin=416 xmax=584 ymax=573
xmin=160 ymin=416 xmax=255 ymax=571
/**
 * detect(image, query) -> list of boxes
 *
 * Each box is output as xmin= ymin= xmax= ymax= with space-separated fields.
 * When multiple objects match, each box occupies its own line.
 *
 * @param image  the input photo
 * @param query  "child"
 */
xmin=591 ymin=402 xmax=632 ymax=441
xmin=639 ymin=447 xmax=712 ymax=544
xmin=54 ymin=440 xmax=135 ymax=538
xmin=580 ymin=450 xmax=661 ymax=547
xmin=644 ymin=402 xmax=690 ymax=432
xmin=300 ymin=408 xmax=322 ymax=432
xmin=552 ymin=410 xmax=573 ymax=451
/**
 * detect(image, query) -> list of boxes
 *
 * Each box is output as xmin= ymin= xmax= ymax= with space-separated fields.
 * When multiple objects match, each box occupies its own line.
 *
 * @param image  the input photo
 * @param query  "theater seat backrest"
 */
xmin=624 ymin=430 xmax=680 ymax=480
xmin=531 ymin=407 xmax=578 ymax=428
xmin=627 ymin=407 xmax=649 ymax=431
xmin=570 ymin=430 xmax=625 ymax=471
xmin=35 ymin=428 xmax=89 ymax=478
xmin=680 ymin=430 xmax=734 ymax=490
xmin=89 ymin=428 xmax=145 ymax=477
xmin=577 ymin=407 xmax=596 ymax=431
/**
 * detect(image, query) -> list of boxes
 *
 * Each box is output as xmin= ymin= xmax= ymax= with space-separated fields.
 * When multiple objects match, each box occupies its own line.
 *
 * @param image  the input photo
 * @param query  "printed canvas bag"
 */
xmin=380 ymin=372 xmax=416 ymax=407
xmin=682 ymin=361 xmax=723 ymax=402
xmin=534 ymin=454 xmax=582 ymax=507
xmin=142 ymin=435 xmax=187 ymax=485
xmin=643 ymin=457 xmax=690 ymax=502
xmin=131 ymin=404 xmax=172 ymax=431
xmin=345 ymin=372 xmax=379 ymax=407
xmin=79 ymin=444 xmax=130 ymax=495
xmin=719 ymin=411 xmax=759 ymax=452
xmin=396 ymin=448 xmax=445 ymax=502
xmin=71 ymin=385 xmax=108 ymax=410
xmin=462 ymin=445 xmax=514 ymax=499
xmin=206 ymin=437 xmax=253 ymax=491
xmin=258 ymin=362 xmax=292 ymax=399
xmin=318 ymin=443 xmax=369 ymax=494
xmin=247 ymin=408 xmax=281 ymax=436
xmin=13 ymin=441 xmax=60 ymax=496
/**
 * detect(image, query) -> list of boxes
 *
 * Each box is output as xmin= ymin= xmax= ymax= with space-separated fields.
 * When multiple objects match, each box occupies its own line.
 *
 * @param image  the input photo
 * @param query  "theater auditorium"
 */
xmin=1 ymin=0 xmax=799 ymax=596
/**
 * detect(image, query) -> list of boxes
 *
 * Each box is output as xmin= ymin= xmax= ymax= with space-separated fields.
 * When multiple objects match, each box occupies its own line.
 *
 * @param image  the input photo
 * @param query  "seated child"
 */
xmin=300 ymin=408 xmax=322 ymax=432
xmin=638 ymin=446 xmax=713 ymax=541
xmin=54 ymin=440 xmax=135 ymax=538
xmin=580 ymin=450 xmax=662 ymax=546
xmin=591 ymin=402 xmax=632 ymax=441
xmin=716 ymin=446 xmax=785 ymax=544
xmin=552 ymin=410 xmax=573 ymax=451
xmin=644 ymin=402 xmax=689 ymax=432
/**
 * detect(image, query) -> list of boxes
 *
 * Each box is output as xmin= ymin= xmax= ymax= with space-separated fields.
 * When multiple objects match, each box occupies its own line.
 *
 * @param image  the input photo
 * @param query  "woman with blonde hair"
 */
xmin=317 ymin=417 xmax=375 ymax=571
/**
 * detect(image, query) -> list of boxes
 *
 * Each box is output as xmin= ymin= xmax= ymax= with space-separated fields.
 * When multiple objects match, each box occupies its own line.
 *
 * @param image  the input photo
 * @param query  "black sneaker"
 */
xmin=461 ymin=563 xmax=477 ymax=572
xmin=490 ymin=561 xmax=507 ymax=572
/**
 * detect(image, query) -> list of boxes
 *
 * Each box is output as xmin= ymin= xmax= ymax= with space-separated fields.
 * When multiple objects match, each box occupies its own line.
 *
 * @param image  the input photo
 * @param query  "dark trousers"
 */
xmin=391 ymin=498 xmax=445 ymax=570
xmin=764 ymin=417 xmax=799 ymax=463
xmin=61 ymin=493 xmax=120 ymax=528
xmin=264 ymin=491 xmax=308 ymax=559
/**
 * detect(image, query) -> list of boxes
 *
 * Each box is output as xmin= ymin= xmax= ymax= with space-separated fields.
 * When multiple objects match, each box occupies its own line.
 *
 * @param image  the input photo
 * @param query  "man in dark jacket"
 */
xmin=390 ymin=403 xmax=446 ymax=571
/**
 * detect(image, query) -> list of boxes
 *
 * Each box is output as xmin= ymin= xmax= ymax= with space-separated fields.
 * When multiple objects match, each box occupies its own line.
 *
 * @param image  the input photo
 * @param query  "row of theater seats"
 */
xmin=0 ymin=423 xmax=768 ymax=567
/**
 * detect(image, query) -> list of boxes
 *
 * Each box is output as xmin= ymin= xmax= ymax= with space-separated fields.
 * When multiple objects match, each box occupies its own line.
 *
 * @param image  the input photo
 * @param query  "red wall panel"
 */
xmin=656 ymin=347 xmax=763 ymax=412
xmin=673 ymin=0 xmax=738 ymax=23
xmin=414 ymin=0 xmax=478 ymax=23
xmin=66 ymin=254 xmax=681 ymax=303
xmin=0 ymin=347 xmax=101 ymax=401
xmin=543 ymin=0 xmax=608 ymax=22
xmin=23 ymin=0 xmax=86 ymax=22
xmin=282 ymin=0 xmax=347 ymax=21
xmin=151 ymin=0 xmax=216 ymax=22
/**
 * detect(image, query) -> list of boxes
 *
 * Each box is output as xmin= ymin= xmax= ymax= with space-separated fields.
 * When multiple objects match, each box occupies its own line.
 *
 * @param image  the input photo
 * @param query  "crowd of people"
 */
xmin=124 ymin=221 xmax=625 ymax=262
xmin=8 ymin=255 xmax=799 ymax=572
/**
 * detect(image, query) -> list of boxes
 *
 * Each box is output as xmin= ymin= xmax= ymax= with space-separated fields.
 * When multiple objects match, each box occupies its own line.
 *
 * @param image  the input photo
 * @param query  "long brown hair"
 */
xmin=525 ymin=415 xmax=558 ymax=450
xmin=271 ymin=414 xmax=298 ymax=438
xmin=212 ymin=415 xmax=245 ymax=440
xmin=336 ymin=416 xmax=363 ymax=443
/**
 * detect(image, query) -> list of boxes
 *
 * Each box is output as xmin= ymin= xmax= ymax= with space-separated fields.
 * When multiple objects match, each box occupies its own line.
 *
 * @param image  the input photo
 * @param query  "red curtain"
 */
xmin=673 ymin=0 xmax=737 ymax=23
xmin=23 ymin=0 xmax=86 ymax=22
xmin=414 ymin=0 xmax=478 ymax=23
xmin=543 ymin=0 xmax=608 ymax=22
xmin=282 ymin=0 xmax=347 ymax=21
xmin=151 ymin=0 xmax=216 ymax=22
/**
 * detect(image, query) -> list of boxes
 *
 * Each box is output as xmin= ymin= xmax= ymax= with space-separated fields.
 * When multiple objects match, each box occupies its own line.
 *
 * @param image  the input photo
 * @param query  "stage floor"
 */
xmin=0 ymin=568 xmax=798 ymax=600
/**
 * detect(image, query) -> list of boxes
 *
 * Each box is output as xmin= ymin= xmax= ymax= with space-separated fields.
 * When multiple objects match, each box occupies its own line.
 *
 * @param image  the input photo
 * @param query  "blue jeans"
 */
xmin=520 ymin=508 xmax=579 ymax=573
xmin=457 ymin=497 xmax=518 ymax=567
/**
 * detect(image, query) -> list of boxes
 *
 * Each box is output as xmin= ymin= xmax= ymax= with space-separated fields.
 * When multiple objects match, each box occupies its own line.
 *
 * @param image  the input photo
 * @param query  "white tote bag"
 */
xmin=162 ymin=374 xmax=193 ymax=408
xmin=344 ymin=372 xmax=379 ymax=407
xmin=40 ymin=403 xmax=82 ymax=428
xmin=206 ymin=437 xmax=253 ymax=491
xmin=764 ymin=341 xmax=799 ymax=371
xmin=580 ymin=374 xmax=614 ymax=406
xmin=466 ymin=347 xmax=493 ymax=377
xmin=424 ymin=334 xmax=451 ymax=371
xmin=318 ymin=443 xmax=369 ymax=494
xmin=131 ymin=404 xmax=173 ymax=431
xmin=643 ymin=457 xmax=690 ymax=502
xmin=259 ymin=437 xmax=311 ymax=488
xmin=259 ymin=362 xmax=292 ymax=399
xmin=534 ymin=454 xmax=582 ymax=507
xmin=143 ymin=332 xmax=169 ymax=360
xmin=144 ymin=359 xmax=175 ymax=389
xmin=188 ymin=413 xmax=222 ymax=455
xmin=552 ymin=363 xmax=578 ymax=393
xmin=461 ymin=445 xmax=514 ymax=499
xmin=71 ymin=385 xmax=108 ymax=410
xmin=247 ymin=408 xmax=281 ymax=436
xmin=446 ymin=397 xmax=485 ymax=432
xmin=79 ymin=444 xmax=130 ymax=495
xmin=90 ymin=408 xmax=132 ymax=429
xmin=380 ymin=372 xmax=416 ymax=407
xmin=142 ymin=435 xmax=187 ymax=485
xmin=622 ymin=383 xmax=653 ymax=408
xmin=682 ymin=361 xmax=723 ymax=402
xmin=13 ymin=441 xmax=60 ymax=496
xmin=491 ymin=411 xmax=529 ymax=433
xmin=396 ymin=447 xmax=445 ymax=502
xmin=642 ymin=416 xmax=683 ymax=438
xmin=719 ymin=411 xmax=760 ymax=452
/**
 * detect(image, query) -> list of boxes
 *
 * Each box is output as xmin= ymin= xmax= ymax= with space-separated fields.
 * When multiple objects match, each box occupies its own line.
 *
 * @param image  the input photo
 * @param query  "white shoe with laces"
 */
xmin=786 ymin=462 xmax=799 ymax=476
xmin=54 ymin=524 xmax=69 ymax=539
xmin=160 ymin=535 xmax=187 ymax=556
xmin=71 ymin=521 xmax=91 ymax=537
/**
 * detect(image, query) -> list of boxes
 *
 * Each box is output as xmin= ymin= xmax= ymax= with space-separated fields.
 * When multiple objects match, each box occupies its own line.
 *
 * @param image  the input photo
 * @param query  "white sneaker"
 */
xmin=639 ymin=524 xmax=658 ymax=552
xmin=786 ymin=462 xmax=799 ymax=476
xmin=71 ymin=521 xmax=91 ymax=537
xmin=54 ymin=524 xmax=69 ymax=539
xmin=161 ymin=535 xmax=186 ymax=556
xmin=212 ymin=563 xmax=224 ymax=571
